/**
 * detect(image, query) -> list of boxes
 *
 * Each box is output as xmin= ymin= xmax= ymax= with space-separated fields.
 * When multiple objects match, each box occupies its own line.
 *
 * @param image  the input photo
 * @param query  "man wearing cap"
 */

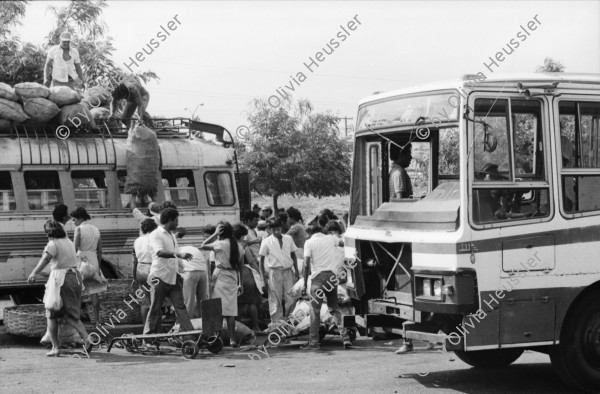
xmin=389 ymin=143 xmax=413 ymax=200
xmin=44 ymin=32 xmax=86 ymax=89
xmin=260 ymin=205 xmax=274 ymax=221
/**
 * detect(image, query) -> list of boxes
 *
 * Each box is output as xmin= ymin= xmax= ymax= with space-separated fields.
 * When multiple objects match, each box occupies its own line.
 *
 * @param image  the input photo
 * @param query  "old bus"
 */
xmin=344 ymin=73 xmax=600 ymax=391
xmin=0 ymin=119 xmax=246 ymax=302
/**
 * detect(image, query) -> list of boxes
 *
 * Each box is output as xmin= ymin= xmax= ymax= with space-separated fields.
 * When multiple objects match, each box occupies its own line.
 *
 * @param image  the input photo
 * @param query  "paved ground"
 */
xmin=0 ymin=325 xmax=577 ymax=394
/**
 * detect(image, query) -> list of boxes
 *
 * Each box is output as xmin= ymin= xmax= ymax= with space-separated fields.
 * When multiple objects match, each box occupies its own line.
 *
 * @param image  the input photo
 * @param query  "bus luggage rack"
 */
xmin=1 ymin=118 xmax=232 ymax=142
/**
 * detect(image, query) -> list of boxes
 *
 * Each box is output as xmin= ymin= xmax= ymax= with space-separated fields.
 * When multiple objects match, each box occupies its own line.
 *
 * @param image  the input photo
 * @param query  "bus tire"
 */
xmin=454 ymin=348 xmax=523 ymax=368
xmin=550 ymin=291 xmax=600 ymax=392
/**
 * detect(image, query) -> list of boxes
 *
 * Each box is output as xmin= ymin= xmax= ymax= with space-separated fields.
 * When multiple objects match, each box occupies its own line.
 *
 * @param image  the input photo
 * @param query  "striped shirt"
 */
xmin=389 ymin=163 xmax=413 ymax=199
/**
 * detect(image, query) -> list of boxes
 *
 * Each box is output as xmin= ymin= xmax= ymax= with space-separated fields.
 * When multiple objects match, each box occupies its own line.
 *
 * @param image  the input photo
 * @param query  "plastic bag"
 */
xmin=43 ymin=278 xmax=63 ymax=312
xmin=78 ymin=256 xmax=96 ymax=280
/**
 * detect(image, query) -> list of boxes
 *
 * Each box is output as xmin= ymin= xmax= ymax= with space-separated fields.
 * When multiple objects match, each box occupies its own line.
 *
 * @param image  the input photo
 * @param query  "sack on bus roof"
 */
xmin=0 ymin=82 xmax=18 ymax=102
xmin=0 ymin=98 xmax=28 ymax=123
xmin=0 ymin=119 xmax=13 ymax=132
xmin=125 ymin=125 xmax=160 ymax=196
xmin=23 ymin=98 xmax=60 ymax=122
xmin=58 ymin=103 xmax=98 ymax=130
xmin=48 ymin=86 xmax=81 ymax=107
xmin=90 ymin=107 xmax=111 ymax=119
xmin=84 ymin=86 xmax=112 ymax=106
xmin=14 ymin=82 xmax=50 ymax=100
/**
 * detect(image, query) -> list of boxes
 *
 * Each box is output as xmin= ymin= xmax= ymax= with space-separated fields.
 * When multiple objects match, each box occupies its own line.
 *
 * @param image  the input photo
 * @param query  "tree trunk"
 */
xmin=272 ymin=194 xmax=279 ymax=214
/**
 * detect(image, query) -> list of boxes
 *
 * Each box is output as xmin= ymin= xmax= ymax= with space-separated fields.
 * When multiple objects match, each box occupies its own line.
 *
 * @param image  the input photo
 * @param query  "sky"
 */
xmin=12 ymin=0 xmax=600 ymax=134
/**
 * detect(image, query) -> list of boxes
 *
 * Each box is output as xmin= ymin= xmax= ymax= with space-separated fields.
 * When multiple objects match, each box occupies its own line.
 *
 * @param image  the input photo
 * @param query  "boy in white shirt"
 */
xmin=259 ymin=220 xmax=299 ymax=322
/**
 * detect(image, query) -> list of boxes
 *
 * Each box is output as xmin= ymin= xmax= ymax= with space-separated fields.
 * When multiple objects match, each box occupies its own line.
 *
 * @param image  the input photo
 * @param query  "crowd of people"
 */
xmin=27 ymin=200 xmax=352 ymax=356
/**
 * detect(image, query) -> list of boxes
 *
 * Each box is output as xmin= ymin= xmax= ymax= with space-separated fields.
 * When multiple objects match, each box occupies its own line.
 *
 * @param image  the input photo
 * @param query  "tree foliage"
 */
xmin=536 ymin=57 xmax=565 ymax=73
xmin=0 ymin=0 xmax=158 ymax=87
xmin=240 ymin=98 xmax=352 ymax=210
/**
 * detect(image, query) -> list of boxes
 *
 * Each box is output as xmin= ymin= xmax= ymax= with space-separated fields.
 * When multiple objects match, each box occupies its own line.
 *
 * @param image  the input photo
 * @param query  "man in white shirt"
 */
xmin=177 ymin=228 xmax=210 ymax=319
xmin=44 ymin=32 xmax=86 ymax=89
xmin=301 ymin=224 xmax=350 ymax=350
xmin=259 ymin=219 xmax=299 ymax=322
xmin=143 ymin=208 xmax=195 ymax=336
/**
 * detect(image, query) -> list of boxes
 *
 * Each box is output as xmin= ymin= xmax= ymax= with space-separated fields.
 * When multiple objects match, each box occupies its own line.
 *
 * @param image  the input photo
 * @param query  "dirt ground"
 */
xmin=0 ymin=327 xmax=576 ymax=394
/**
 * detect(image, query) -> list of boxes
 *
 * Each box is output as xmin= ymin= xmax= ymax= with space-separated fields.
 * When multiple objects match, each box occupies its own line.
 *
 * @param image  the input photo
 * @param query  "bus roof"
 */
xmin=358 ymin=73 xmax=600 ymax=105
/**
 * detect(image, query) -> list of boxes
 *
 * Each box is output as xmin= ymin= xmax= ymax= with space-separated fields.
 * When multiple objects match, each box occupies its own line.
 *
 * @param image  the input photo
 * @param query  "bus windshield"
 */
xmin=356 ymin=92 xmax=459 ymax=131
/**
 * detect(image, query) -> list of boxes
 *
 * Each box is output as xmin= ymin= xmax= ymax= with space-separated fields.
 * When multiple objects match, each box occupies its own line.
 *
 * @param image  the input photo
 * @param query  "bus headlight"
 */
xmin=433 ymin=279 xmax=442 ymax=296
xmin=423 ymin=279 xmax=431 ymax=296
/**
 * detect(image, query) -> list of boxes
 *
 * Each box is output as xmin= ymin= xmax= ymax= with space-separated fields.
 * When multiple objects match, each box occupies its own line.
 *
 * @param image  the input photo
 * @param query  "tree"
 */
xmin=536 ymin=57 xmax=565 ymax=72
xmin=240 ymin=98 xmax=352 ymax=211
xmin=0 ymin=0 xmax=158 ymax=87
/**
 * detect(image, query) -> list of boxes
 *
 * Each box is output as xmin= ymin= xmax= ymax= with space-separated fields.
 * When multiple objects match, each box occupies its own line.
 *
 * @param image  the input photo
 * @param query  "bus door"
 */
xmin=469 ymin=93 xmax=556 ymax=346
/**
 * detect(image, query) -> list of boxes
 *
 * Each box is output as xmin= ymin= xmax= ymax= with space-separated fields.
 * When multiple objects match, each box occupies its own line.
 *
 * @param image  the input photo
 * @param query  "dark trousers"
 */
xmin=309 ymin=271 xmax=348 ymax=344
xmin=143 ymin=276 xmax=194 ymax=335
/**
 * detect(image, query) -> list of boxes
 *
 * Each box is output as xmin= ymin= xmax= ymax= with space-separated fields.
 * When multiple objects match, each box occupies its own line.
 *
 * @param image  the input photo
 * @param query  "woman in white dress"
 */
xmin=70 ymin=207 xmax=107 ymax=325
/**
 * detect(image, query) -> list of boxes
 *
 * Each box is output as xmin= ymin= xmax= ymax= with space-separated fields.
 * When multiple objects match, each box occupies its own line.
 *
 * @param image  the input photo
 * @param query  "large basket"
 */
xmin=86 ymin=279 xmax=142 ymax=325
xmin=4 ymin=304 xmax=47 ymax=337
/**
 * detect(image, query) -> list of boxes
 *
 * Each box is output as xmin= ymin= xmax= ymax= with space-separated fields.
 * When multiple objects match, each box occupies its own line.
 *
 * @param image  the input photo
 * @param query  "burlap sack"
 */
xmin=58 ymin=103 xmax=98 ymax=130
xmin=84 ymin=86 xmax=112 ymax=107
xmin=90 ymin=107 xmax=111 ymax=119
xmin=125 ymin=125 xmax=160 ymax=196
xmin=0 ymin=98 xmax=28 ymax=122
xmin=48 ymin=86 xmax=81 ymax=107
xmin=23 ymin=98 xmax=60 ymax=122
xmin=0 ymin=119 xmax=13 ymax=132
xmin=14 ymin=82 xmax=50 ymax=99
xmin=0 ymin=83 xmax=18 ymax=101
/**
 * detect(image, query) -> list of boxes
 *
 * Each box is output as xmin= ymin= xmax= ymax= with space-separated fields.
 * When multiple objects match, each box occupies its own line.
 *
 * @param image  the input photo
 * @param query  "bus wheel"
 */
xmin=454 ymin=348 xmax=523 ymax=368
xmin=550 ymin=292 xmax=600 ymax=392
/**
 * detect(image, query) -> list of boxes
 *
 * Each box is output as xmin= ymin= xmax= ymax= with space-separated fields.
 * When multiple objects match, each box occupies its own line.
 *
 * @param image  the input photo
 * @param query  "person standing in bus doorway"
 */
xmin=259 ymin=220 xmax=299 ymax=323
xmin=389 ymin=143 xmax=413 ymax=199
xmin=43 ymin=32 xmax=86 ymax=89
xmin=110 ymin=81 xmax=151 ymax=129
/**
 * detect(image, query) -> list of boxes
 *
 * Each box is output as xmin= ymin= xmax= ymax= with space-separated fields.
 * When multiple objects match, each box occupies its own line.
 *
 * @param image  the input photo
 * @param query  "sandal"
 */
xmin=82 ymin=339 xmax=93 ymax=359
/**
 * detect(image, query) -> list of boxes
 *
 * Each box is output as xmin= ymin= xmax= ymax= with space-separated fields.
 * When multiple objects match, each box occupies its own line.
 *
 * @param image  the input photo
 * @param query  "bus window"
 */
xmin=0 ymin=172 xmax=15 ymax=212
xmin=162 ymin=170 xmax=197 ymax=207
xmin=71 ymin=171 xmax=108 ymax=209
xmin=439 ymin=127 xmax=459 ymax=183
xmin=406 ymin=141 xmax=430 ymax=197
xmin=204 ymin=172 xmax=235 ymax=206
xmin=471 ymin=98 xmax=549 ymax=224
xmin=24 ymin=171 xmax=63 ymax=211
xmin=559 ymin=101 xmax=600 ymax=213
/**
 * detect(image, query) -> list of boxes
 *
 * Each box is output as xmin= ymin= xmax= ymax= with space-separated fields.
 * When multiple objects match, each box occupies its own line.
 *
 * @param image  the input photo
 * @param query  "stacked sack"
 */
xmin=81 ymin=86 xmax=119 ymax=128
xmin=0 ymin=82 xmax=28 ymax=132
xmin=48 ymin=86 xmax=97 ymax=130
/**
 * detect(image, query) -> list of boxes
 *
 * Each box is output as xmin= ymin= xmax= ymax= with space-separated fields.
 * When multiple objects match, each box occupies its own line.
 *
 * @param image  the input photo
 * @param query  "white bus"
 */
xmin=0 ymin=119 xmax=246 ymax=303
xmin=344 ymin=73 xmax=600 ymax=391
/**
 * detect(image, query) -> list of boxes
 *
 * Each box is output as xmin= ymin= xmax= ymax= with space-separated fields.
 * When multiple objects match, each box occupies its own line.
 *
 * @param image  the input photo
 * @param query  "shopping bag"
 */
xmin=43 ymin=279 xmax=63 ymax=312
xmin=77 ymin=256 xmax=96 ymax=280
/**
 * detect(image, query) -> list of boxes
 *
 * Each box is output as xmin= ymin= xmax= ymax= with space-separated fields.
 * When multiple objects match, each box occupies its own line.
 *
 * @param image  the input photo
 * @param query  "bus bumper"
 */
xmin=403 ymin=322 xmax=465 ymax=351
